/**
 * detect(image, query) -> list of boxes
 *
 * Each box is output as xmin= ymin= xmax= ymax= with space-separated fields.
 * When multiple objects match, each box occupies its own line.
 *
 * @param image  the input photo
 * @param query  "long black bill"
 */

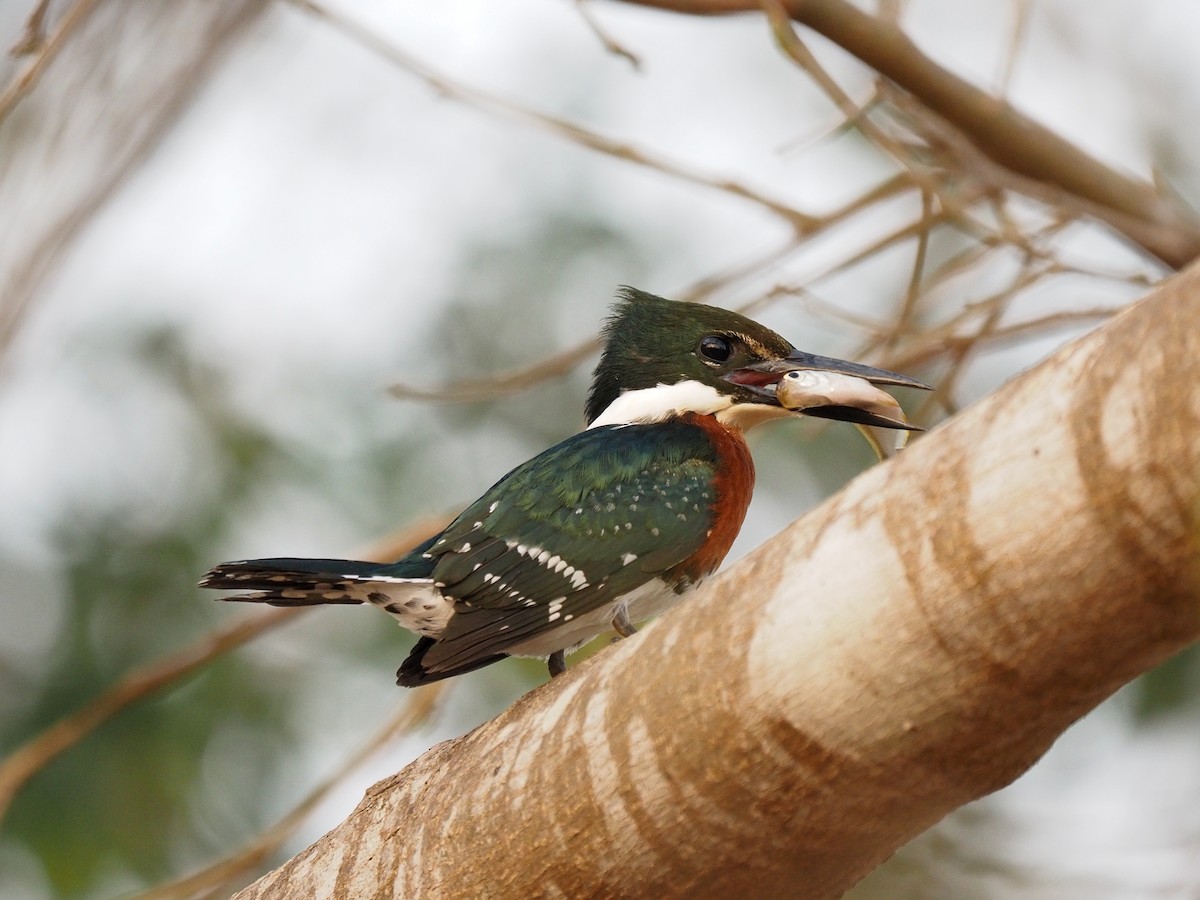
xmin=725 ymin=350 xmax=931 ymax=455
xmin=747 ymin=350 xmax=932 ymax=390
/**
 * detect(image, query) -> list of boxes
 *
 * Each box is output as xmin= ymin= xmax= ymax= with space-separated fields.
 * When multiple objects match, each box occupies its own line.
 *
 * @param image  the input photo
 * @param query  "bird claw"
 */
xmin=611 ymin=606 xmax=638 ymax=639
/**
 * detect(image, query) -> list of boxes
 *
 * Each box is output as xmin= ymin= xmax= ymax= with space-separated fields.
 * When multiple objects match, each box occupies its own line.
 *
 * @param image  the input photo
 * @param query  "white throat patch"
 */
xmin=587 ymin=380 xmax=733 ymax=428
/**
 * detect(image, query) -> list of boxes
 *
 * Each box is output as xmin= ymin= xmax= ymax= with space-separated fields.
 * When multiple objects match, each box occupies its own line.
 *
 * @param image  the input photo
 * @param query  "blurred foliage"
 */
xmin=1133 ymin=645 xmax=1200 ymax=721
xmin=0 ymin=208 xmax=652 ymax=896
xmin=6 ymin=200 xmax=1198 ymax=898
xmin=5 ymin=2 xmax=1200 ymax=897
xmin=2 ymin=328 xmax=294 ymax=894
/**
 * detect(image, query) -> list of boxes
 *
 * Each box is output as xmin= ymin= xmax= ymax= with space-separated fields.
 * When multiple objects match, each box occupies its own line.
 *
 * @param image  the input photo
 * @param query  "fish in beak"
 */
xmin=728 ymin=350 xmax=931 ymax=459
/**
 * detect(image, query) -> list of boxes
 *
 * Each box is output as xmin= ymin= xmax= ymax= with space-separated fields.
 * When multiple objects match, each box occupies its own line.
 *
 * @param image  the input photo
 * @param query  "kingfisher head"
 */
xmin=585 ymin=287 xmax=929 ymax=435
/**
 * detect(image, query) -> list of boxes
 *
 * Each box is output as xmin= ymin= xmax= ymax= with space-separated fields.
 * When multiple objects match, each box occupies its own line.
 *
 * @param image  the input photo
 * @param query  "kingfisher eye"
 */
xmin=698 ymin=335 xmax=733 ymax=363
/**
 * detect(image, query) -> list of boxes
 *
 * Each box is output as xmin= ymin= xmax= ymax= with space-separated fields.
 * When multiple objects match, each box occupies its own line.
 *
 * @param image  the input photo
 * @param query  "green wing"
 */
xmin=417 ymin=421 xmax=723 ymax=673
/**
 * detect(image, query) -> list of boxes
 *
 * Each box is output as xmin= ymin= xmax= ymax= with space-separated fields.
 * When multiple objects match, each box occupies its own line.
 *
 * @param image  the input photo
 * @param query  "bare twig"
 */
xmin=292 ymin=0 xmax=820 ymax=236
xmin=615 ymin=0 xmax=1200 ymax=267
xmin=390 ymin=339 xmax=599 ymax=404
xmin=389 ymin=174 xmax=922 ymax=404
xmin=133 ymin=682 xmax=450 ymax=900
xmin=773 ymin=284 xmax=893 ymax=334
xmin=10 ymin=0 xmax=54 ymax=55
xmin=0 ymin=608 xmax=302 ymax=823
xmin=875 ymin=82 xmax=1176 ymax=272
xmin=886 ymin=187 xmax=933 ymax=354
xmin=0 ymin=517 xmax=448 ymax=825
xmin=0 ymin=0 xmax=102 ymax=120
xmin=0 ymin=0 xmax=272 ymax=366
xmin=573 ymin=0 xmax=642 ymax=69
xmin=999 ymin=0 xmax=1032 ymax=96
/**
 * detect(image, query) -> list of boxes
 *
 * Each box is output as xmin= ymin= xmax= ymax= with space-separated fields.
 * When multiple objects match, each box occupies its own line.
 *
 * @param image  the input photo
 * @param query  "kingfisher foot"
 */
xmin=612 ymin=606 xmax=638 ymax=639
xmin=548 ymin=650 xmax=567 ymax=678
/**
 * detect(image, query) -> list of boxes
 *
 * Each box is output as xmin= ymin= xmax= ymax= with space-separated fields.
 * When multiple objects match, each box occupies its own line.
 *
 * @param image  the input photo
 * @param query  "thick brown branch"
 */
xmin=233 ymin=263 xmax=1200 ymax=897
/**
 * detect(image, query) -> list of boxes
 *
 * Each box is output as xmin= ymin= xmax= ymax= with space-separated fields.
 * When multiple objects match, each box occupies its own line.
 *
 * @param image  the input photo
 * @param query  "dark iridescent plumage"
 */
xmin=200 ymin=287 xmax=927 ymax=685
xmin=203 ymin=415 xmax=751 ymax=684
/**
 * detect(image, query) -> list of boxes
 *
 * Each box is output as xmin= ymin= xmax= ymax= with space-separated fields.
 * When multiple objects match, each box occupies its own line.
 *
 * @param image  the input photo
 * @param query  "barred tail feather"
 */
xmin=199 ymin=557 xmax=455 ymax=637
xmin=200 ymin=558 xmax=405 ymax=606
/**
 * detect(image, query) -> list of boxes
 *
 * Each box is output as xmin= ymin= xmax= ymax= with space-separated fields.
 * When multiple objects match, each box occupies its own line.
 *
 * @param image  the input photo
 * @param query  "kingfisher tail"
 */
xmin=199 ymin=558 xmax=410 ymax=606
xmin=199 ymin=554 xmax=455 ymax=638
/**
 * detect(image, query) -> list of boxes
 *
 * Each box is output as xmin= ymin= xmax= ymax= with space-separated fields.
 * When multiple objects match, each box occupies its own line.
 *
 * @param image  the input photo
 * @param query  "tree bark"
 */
xmin=233 ymin=262 xmax=1200 ymax=898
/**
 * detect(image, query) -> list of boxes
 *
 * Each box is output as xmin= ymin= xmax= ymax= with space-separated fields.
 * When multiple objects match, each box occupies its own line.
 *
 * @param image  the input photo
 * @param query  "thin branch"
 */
xmin=616 ymin=0 xmax=1200 ymax=267
xmin=0 ymin=517 xmax=448 ymax=825
xmin=962 ymin=306 xmax=1118 ymax=346
xmin=10 ymin=0 xmax=54 ymax=55
xmin=875 ymin=82 xmax=1176 ymax=270
xmin=673 ymin=233 xmax=804 ymax=303
xmin=0 ymin=608 xmax=301 ymax=824
xmin=573 ymin=0 xmax=642 ymax=69
xmin=774 ymin=284 xmax=894 ymax=334
xmin=999 ymin=0 xmax=1032 ymax=97
xmin=390 ymin=339 xmax=599 ymax=404
xmin=389 ymin=174 xmax=921 ymax=404
xmin=134 ymin=682 xmax=450 ymax=900
xmin=0 ymin=0 xmax=102 ymax=123
xmin=928 ymin=289 xmax=1009 ymax=416
xmin=886 ymin=266 xmax=1069 ymax=380
xmin=0 ymin=0 xmax=272 ymax=367
xmin=760 ymin=2 xmax=1034 ymax=259
xmin=292 ymin=0 xmax=820 ymax=236
xmin=885 ymin=187 xmax=933 ymax=354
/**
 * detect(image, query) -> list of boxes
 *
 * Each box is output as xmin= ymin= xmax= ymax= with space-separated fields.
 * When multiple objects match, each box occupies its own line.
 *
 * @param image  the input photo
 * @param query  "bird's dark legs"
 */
xmin=612 ymin=606 xmax=638 ymax=639
xmin=548 ymin=608 xmax=638 ymax=677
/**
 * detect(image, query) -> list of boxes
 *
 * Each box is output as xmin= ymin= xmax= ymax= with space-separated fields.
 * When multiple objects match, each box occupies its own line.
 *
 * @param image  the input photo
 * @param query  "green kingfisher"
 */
xmin=200 ymin=288 xmax=928 ymax=686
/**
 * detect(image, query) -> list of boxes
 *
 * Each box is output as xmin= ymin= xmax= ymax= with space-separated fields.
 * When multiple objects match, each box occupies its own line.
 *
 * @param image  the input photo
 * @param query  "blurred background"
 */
xmin=1 ymin=0 xmax=1198 ymax=896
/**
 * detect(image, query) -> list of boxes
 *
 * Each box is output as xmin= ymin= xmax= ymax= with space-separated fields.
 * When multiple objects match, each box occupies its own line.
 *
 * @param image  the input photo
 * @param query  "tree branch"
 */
xmin=612 ymin=0 xmax=1200 ymax=269
xmin=0 ymin=518 xmax=447 ymax=825
xmin=0 ymin=0 xmax=270 ymax=363
xmin=232 ymin=261 xmax=1200 ymax=897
